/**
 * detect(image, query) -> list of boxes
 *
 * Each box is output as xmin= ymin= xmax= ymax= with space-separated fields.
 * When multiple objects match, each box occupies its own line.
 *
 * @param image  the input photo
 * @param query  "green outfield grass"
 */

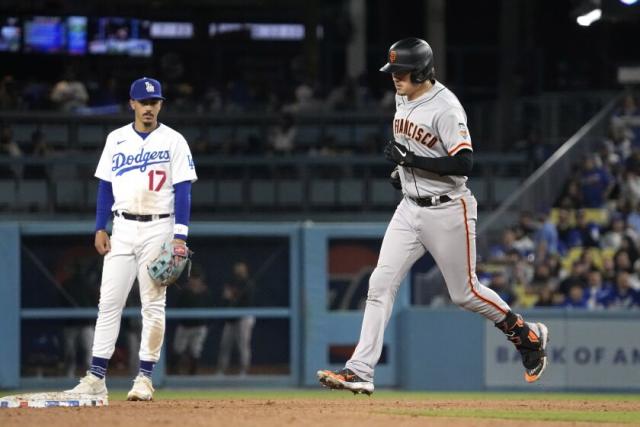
xmin=105 ymin=389 xmax=640 ymax=402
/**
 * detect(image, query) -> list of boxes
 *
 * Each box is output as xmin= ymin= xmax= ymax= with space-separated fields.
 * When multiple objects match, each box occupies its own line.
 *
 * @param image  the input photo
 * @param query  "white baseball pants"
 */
xmin=91 ymin=215 xmax=173 ymax=363
xmin=346 ymin=193 xmax=510 ymax=381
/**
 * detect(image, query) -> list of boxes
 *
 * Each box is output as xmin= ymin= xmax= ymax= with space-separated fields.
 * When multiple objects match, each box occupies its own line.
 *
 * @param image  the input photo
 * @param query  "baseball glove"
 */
xmin=147 ymin=241 xmax=193 ymax=287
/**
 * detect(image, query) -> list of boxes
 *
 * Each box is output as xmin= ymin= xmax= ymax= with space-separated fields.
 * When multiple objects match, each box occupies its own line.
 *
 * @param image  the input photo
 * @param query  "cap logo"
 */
xmin=389 ymin=50 xmax=397 ymax=63
xmin=145 ymin=81 xmax=155 ymax=93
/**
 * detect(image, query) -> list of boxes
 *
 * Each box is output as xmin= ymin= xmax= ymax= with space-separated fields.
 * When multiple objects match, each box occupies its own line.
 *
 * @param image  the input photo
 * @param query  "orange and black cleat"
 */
xmin=317 ymin=368 xmax=374 ymax=395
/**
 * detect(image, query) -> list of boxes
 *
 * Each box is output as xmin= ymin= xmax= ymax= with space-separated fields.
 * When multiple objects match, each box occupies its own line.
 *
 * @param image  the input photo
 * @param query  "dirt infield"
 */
xmin=2 ymin=392 xmax=640 ymax=427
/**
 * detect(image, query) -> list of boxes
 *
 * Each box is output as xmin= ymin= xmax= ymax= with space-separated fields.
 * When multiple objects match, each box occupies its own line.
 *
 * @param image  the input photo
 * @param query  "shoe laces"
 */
xmin=134 ymin=374 xmax=154 ymax=392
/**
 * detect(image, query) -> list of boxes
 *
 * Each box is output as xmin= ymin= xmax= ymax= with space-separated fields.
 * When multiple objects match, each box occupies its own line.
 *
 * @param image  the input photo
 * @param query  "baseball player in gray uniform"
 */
xmin=318 ymin=38 xmax=549 ymax=395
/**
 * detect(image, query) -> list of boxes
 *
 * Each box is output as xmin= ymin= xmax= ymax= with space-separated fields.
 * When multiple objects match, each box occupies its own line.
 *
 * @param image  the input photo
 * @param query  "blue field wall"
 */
xmin=301 ymin=223 xmax=410 ymax=387
xmin=0 ymin=223 xmax=20 ymax=388
xmin=398 ymin=308 xmax=484 ymax=390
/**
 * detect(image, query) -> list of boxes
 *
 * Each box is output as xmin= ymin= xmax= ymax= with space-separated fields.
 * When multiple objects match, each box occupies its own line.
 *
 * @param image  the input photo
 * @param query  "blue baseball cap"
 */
xmin=129 ymin=77 xmax=165 ymax=101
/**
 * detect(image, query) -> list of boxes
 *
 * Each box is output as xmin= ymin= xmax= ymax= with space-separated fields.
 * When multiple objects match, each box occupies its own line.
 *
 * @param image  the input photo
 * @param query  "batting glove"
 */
xmin=389 ymin=167 xmax=402 ymax=190
xmin=384 ymin=140 xmax=415 ymax=166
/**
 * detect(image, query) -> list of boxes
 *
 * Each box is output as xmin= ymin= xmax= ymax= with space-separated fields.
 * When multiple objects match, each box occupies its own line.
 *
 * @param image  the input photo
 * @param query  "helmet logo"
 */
xmin=389 ymin=50 xmax=397 ymax=63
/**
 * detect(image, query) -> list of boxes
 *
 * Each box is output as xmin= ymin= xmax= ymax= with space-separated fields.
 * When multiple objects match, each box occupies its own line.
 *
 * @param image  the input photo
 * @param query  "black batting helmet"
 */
xmin=379 ymin=37 xmax=435 ymax=84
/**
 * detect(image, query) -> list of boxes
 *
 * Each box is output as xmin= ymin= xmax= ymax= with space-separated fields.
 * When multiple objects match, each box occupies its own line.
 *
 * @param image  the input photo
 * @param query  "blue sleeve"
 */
xmin=95 ymin=180 xmax=114 ymax=231
xmin=173 ymin=180 xmax=191 ymax=241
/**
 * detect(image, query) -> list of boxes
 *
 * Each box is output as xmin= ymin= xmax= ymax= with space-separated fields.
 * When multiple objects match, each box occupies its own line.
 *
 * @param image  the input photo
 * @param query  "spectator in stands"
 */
xmin=50 ymin=70 xmax=89 ymax=112
xmin=603 ymin=123 xmax=633 ymax=166
xmin=568 ymin=209 xmax=601 ymax=248
xmin=584 ymin=269 xmax=608 ymax=309
xmin=26 ymin=129 xmax=53 ymax=179
xmin=171 ymin=264 xmax=211 ymax=375
xmin=282 ymin=83 xmax=322 ymax=114
xmin=601 ymin=214 xmax=625 ymax=250
xmin=620 ymin=166 xmax=640 ymax=207
xmin=0 ymin=125 xmax=23 ymax=179
xmin=268 ymin=113 xmax=297 ymax=155
xmin=558 ymin=260 xmax=587 ymax=297
xmin=534 ymin=210 xmax=559 ymax=255
xmin=627 ymin=201 xmax=640 ymax=235
xmin=22 ymin=77 xmax=51 ymax=110
xmin=57 ymin=251 xmax=100 ymax=377
xmin=561 ymin=283 xmax=589 ymax=309
xmin=225 ymin=80 xmax=251 ymax=112
xmin=579 ymin=155 xmax=613 ymax=208
xmin=0 ymin=74 xmax=20 ymax=110
xmin=534 ymin=285 xmax=555 ymax=307
xmin=490 ymin=229 xmax=523 ymax=262
xmin=558 ymin=178 xmax=584 ymax=209
xmin=612 ymin=93 xmax=640 ymax=144
xmin=216 ymin=261 xmax=255 ymax=376
xmin=613 ymin=249 xmax=635 ymax=275
xmin=598 ymin=270 xmax=640 ymax=309
xmin=488 ymin=271 xmax=516 ymax=306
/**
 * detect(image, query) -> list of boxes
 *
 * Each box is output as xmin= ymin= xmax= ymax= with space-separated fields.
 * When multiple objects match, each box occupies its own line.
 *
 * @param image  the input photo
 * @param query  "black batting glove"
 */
xmin=389 ymin=167 xmax=402 ymax=190
xmin=384 ymin=140 xmax=415 ymax=166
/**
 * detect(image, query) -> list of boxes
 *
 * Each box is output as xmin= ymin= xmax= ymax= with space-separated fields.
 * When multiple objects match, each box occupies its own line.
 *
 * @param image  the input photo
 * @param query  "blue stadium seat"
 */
xmin=191 ymin=180 xmax=215 ymax=207
xmin=250 ymin=181 xmax=276 ymax=206
xmin=217 ymin=180 xmax=243 ymax=206
xmin=0 ymin=180 xmax=16 ymax=208
xmin=55 ymin=180 xmax=85 ymax=208
xmin=370 ymin=179 xmax=397 ymax=206
xmin=78 ymin=125 xmax=106 ymax=147
xmin=338 ymin=179 xmax=364 ymax=205
xmin=17 ymin=180 xmax=48 ymax=209
xmin=277 ymin=180 xmax=303 ymax=205
xmin=311 ymin=180 xmax=336 ymax=205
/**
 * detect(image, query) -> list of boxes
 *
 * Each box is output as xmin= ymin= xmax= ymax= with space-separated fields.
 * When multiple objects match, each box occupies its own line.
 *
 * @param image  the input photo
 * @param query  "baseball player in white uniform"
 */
xmin=318 ymin=38 xmax=549 ymax=395
xmin=65 ymin=77 xmax=197 ymax=401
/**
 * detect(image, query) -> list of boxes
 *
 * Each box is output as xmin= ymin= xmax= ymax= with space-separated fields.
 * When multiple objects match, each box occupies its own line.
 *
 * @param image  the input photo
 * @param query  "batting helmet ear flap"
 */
xmin=410 ymin=66 xmax=435 ymax=84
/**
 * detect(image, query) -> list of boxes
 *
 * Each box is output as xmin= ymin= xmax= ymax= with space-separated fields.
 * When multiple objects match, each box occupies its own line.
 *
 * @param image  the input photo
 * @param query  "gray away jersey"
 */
xmin=393 ymin=80 xmax=472 ymax=198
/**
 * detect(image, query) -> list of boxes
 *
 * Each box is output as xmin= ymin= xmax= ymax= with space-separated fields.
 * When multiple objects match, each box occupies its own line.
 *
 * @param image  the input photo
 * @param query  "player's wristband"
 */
xmin=174 ymin=224 xmax=188 ymax=239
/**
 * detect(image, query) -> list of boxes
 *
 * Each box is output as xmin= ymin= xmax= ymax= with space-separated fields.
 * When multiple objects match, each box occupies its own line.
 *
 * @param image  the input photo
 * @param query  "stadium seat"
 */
xmin=0 ymin=180 xmax=16 ymax=209
xmin=17 ymin=180 xmax=48 ymax=209
xmin=370 ymin=179 xmax=397 ymax=206
xmin=78 ymin=125 xmax=106 ymax=148
xmin=295 ymin=125 xmax=321 ymax=151
xmin=338 ymin=179 xmax=364 ymax=205
xmin=250 ymin=180 xmax=276 ymax=206
xmin=41 ymin=124 xmax=68 ymax=145
xmin=311 ymin=180 xmax=336 ymax=205
xmin=191 ymin=179 xmax=215 ymax=208
xmin=217 ymin=180 xmax=243 ymax=206
xmin=493 ymin=178 xmax=521 ymax=204
xmin=277 ymin=180 xmax=304 ymax=205
xmin=55 ymin=180 xmax=85 ymax=209
xmin=467 ymin=178 xmax=488 ymax=206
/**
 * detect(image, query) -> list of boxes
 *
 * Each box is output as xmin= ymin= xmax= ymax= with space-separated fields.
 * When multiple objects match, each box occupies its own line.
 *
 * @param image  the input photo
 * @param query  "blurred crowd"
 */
xmin=479 ymin=93 xmax=640 ymax=310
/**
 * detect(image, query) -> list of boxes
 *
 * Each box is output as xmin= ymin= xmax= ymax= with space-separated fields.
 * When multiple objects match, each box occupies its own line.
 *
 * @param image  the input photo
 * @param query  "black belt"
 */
xmin=409 ymin=195 xmax=452 ymax=207
xmin=114 ymin=211 xmax=171 ymax=222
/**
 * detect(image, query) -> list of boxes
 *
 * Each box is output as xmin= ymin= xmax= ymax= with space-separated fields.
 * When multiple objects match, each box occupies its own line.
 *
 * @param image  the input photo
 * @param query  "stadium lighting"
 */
xmin=576 ymin=8 xmax=602 ymax=26
xmin=619 ymin=0 xmax=638 ymax=5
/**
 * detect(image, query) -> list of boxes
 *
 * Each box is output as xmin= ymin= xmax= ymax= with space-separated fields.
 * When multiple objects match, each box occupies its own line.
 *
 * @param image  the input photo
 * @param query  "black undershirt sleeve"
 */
xmin=408 ymin=149 xmax=473 ymax=176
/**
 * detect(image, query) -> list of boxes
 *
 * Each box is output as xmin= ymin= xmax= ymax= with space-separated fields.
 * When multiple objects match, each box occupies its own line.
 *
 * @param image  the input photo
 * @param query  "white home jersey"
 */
xmin=95 ymin=123 xmax=197 ymax=214
xmin=393 ymin=80 xmax=472 ymax=198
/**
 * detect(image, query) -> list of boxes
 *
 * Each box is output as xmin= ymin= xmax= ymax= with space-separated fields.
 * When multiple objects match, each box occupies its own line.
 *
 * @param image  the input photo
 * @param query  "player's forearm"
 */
xmin=408 ymin=149 xmax=473 ymax=176
xmin=95 ymin=179 xmax=114 ymax=231
xmin=173 ymin=180 xmax=192 ymax=241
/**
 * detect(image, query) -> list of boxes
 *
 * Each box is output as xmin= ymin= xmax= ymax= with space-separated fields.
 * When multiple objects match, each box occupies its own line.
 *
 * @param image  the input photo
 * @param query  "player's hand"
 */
xmin=95 ymin=230 xmax=111 ymax=255
xmin=384 ymin=140 xmax=415 ymax=166
xmin=390 ymin=167 xmax=402 ymax=190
